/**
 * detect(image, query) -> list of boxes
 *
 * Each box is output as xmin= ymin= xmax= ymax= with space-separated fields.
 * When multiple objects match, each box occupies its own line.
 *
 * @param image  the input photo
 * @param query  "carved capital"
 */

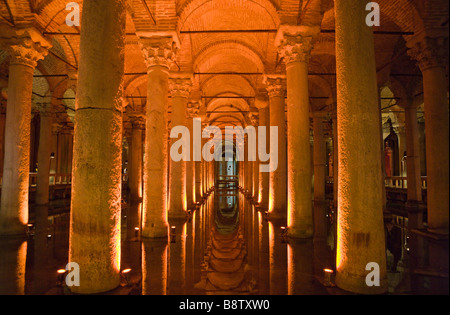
xmin=1 ymin=27 xmax=52 ymax=68
xmin=129 ymin=113 xmax=146 ymax=129
xmin=169 ymin=75 xmax=193 ymax=98
xmin=408 ymin=36 xmax=448 ymax=72
xmin=278 ymin=34 xmax=314 ymax=65
xmin=139 ymin=36 xmax=178 ymax=70
xmin=186 ymin=101 xmax=200 ymax=118
xmin=35 ymin=102 xmax=54 ymax=117
xmin=263 ymin=75 xmax=286 ymax=98
xmin=248 ymin=112 xmax=259 ymax=126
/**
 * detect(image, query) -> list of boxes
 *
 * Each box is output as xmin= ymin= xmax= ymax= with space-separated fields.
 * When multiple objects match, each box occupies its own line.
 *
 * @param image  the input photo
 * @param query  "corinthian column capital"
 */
xmin=138 ymin=34 xmax=179 ymax=71
xmin=169 ymin=74 xmax=193 ymax=98
xmin=407 ymin=35 xmax=449 ymax=72
xmin=275 ymin=25 xmax=319 ymax=65
xmin=263 ymin=75 xmax=286 ymax=98
xmin=0 ymin=27 xmax=52 ymax=68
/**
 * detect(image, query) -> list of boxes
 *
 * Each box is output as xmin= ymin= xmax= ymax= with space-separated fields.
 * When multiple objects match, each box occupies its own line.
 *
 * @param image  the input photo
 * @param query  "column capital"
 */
xmin=263 ymin=74 xmax=286 ymax=98
xmin=129 ymin=113 xmax=146 ymax=129
xmin=186 ymin=101 xmax=200 ymax=118
xmin=169 ymin=74 xmax=193 ymax=98
xmin=1 ymin=27 xmax=52 ymax=68
xmin=407 ymin=35 xmax=448 ymax=72
xmin=254 ymin=93 xmax=269 ymax=110
xmin=35 ymin=102 xmax=54 ymax=117
xmin=138 ymin=34 xmax=178 ymax=71
xmin=275 ymin=25 xmax=319 ymax=65
xmin=248 ymin=111 xmax=259 ymax=126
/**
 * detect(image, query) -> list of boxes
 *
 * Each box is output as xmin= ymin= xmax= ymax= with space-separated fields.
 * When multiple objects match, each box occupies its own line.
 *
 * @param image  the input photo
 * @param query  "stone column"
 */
xmin=139 ymin=34 xmax=178 ymax=238
xmin=408 ymin=35 xmax=449 ymax=235
xmin=68 ymin=0 xmax=126 ymax=294
xmin=332 ymin=111 xmax=339 ymax=208
xmin=255 ymin=95 xmax=270 ymax=208
xmin=186 ymin=102 xmax=199 ymax=207
xmin=313 ymin=112 xmax=327 ymax=203
xmin=168 ymin=74 xmax=192 ymax=218
xmin=264 ymin=75 xmax=287 ymax=220
xmin=276 ymin=27 xmax=317 ymax=237
xmin=129 ymin=114 xmax=144 ymax=204
xmin=250 ymin=112 xmax=260 ymax=202
xmin=334 ymin=0 xmax=387 ymax=294
xmin=0 ymin=28 xmax=50 ymax=236
xmin=35 ymin=102 xmax=54 ymax=206
xmin=399 ymin=100 xmax=423 ymax=203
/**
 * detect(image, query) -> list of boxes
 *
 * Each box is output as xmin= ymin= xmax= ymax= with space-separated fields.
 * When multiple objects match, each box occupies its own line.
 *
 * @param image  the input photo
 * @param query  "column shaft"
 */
xmin=266 ymin=77 xmax=287 ymax=220
xmin=69 ymin=0 xmax=126 ymax=294
xmin=35 ymin=105 xmax=54 ymax=206
xmin=313 ymin=113 xmax=326 ymax=203
xmin=335 ymin=0 xmax=387 ymax=294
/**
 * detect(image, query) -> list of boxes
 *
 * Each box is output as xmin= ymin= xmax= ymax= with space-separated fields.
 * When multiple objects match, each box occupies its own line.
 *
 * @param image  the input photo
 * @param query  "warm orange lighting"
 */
xmin=324 ymin=268 xmax=334 ymax=274
xmin=121 ymin=268 xmax=132 ymax=274
xmin=57 ymin=269 xmax=67 ymax=274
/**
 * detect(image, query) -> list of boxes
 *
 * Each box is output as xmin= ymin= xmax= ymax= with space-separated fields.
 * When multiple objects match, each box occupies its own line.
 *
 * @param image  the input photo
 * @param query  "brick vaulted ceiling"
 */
xmin=0 ymin=0 xmax=448 ymax=133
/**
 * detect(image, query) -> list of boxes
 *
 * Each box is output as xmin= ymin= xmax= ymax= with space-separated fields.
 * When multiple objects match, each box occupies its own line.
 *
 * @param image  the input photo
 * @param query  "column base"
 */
xmin=336 ymin=270 xmax=388 ymax=295
xmin=142 ymin=223 xmax=169 ymax=239
xmin=287 ymin=225 xmax=313 ymax=239
xmin=0 ymin=222 xmax=27 ymax=238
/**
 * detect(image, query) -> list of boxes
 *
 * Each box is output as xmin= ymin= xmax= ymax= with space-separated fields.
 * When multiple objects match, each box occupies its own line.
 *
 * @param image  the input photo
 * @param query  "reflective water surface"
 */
xmin=0 ymin=190 xmax=448 ymax=295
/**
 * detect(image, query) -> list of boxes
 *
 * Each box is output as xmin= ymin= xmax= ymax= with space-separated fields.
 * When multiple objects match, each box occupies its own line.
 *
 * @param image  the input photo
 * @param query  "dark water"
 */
xmin=0 ymin=190 xmax=448 ymax=295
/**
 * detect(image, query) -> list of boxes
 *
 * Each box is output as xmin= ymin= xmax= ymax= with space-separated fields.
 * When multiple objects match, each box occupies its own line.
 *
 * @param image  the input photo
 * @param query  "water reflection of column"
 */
xmin=141 ymin=240 xmax=168 ymax=295
xmin=258 ymin=212 xmax=270 ymax=294
xmin=30 ymin=204 xmax=49 ymax=294
xmin=287 ymin=239 xmax=314 ymax=295
xmin=0 ymin=238 xmax=27 ymax=295
xmin=252 ymin=204 xmax=260 ymax=282
xmin=168 ymin=220 xmax=186 ymax=295
xmin=185 ymin=215 xmax=195 ymax=292
xmin=268 ymin=221 xmax=287 ymax=295
xmin=193 ymin=211 xmax=202 ymax=283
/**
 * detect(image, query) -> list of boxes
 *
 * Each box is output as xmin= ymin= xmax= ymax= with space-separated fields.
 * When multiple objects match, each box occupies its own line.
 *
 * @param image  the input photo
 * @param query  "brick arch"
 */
xmin=177 ymin=0 xmax=280 ymax=33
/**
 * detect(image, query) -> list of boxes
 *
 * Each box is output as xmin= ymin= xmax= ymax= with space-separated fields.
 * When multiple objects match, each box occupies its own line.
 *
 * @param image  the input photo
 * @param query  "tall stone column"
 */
xmin=276 ymin=28 xmax=317 ymax=238
xmin=128 ymin=114 xmax=144 ymax=202
xmin=400 ymin=100 xmax=423 ymax=203
xmin=186 ymin=102 xmax=199 ymax=207
xmin=255 ymin=95 xmax=270 ymax=208
xmin=0 ymin=28 xmax=50 ymax=236
xmin=35 ymin=102 xmax=54 ymax=206
xmin=313 ymin=112 xmax=327 ymax=203
xmin=250 ymin=112 xmax=260 ymax=202
xmin=264 ymin=75 xmax=287 ymax=220
xmin=332 ymin=111 xmax=338 ymax=208
xmin=69 ymin=0 xmax=126 ymax=294
xmin=334 ymin=0 xmax=387 ymax=294
xmin=408 ymin=35 xmax=449 ymax=235
xmin=139 ymin=34 xmax=178 ymax=238
xmin=168 ymin=74 xmax=192 ymax=218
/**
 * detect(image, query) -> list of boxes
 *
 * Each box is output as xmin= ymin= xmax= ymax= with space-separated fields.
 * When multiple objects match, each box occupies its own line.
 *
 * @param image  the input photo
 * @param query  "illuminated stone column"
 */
xmin=399 ymin=99 xmax=423 ymax=204
xmin=249 ymin=112 xmax=260 ymax=201
xmin=276 ymin=28 xmax=317 ymax=237
xmin=186 ymin=102 xmax=199 ymax=207
xmin=408 ymin=35 xmax=449 ymax=235
xmin=335 ymin=0 xmax=387 ymax=294
xmin=313 ymin=112 xmax=327 ymax=203
xmin=35 ymin=102 xmax=54 ymax=206
xmin=69 ymin=0 xmax=126 ymax=294
xmin=168 ymin=75 xmax=192 ymax=218
xmin=332 ymin=111 xmax=339 ymax=208
xmin=0 ymin=28 xmax=50 ymax=236
xmin=128 ymin=114 xmax=145 ymax=202
xmin=255 ymin=95 xmax=270 ymax=208
xmin=139 ymin=34 xmax=178 ymax=238
xmin=264 ymin=75 xmax=287 ymax=220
